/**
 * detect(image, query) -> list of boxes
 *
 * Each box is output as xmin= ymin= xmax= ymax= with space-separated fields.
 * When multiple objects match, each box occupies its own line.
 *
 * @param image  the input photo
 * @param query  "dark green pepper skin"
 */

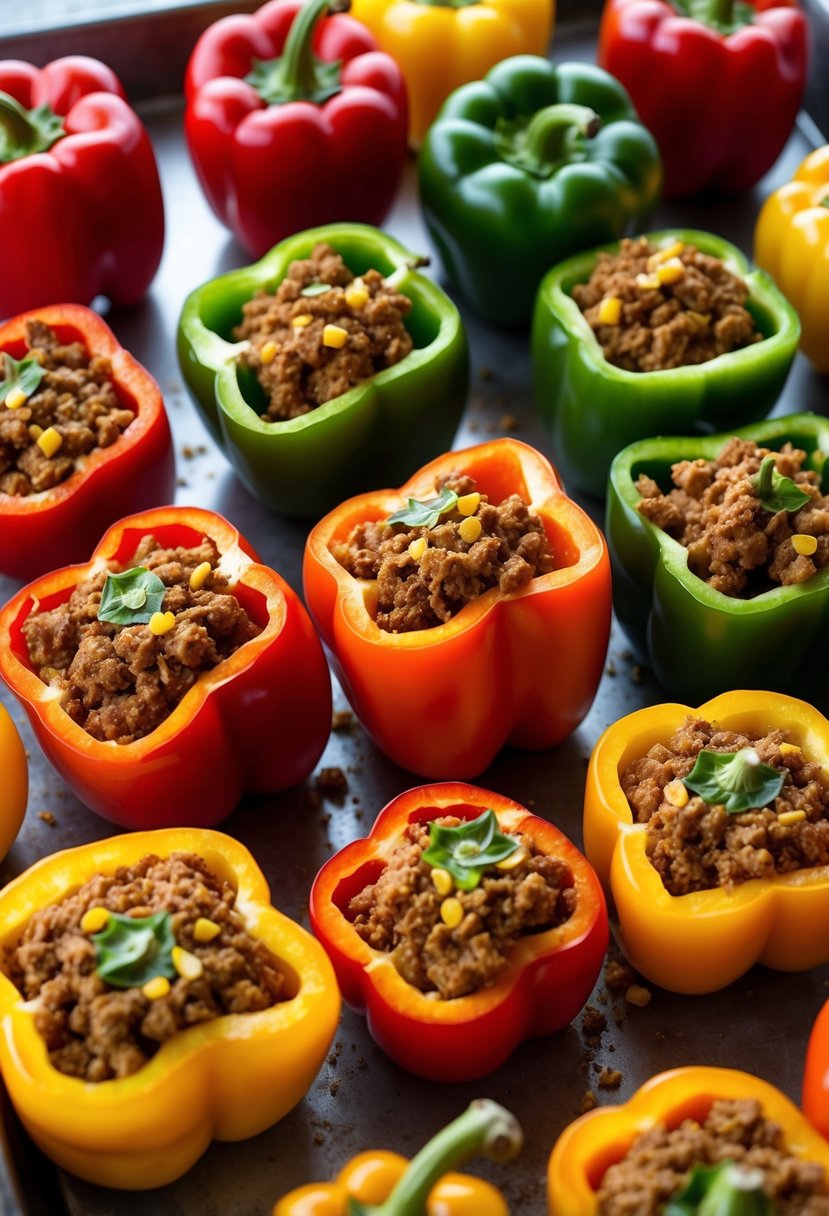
xmin=177 ymin=223 xmax=468 ymax=517
xmin=607 ymin=414 xmax=829 ymax=705
xmin=532 ymin=229 xmax=801 ymax=499
xmin=418 ymin=56 xmax=661 ymax=327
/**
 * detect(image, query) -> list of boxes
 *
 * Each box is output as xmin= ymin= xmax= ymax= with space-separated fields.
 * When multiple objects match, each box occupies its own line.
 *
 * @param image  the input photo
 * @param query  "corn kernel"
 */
xmin=193 ymin=916 xmax=221 ymax=943
xmin=597 ymin=296 xmax=622 ymax=326
xmin=28 ymin=424 xmax=43 ymax=440
xmin=345 ymin=280 xmax=369 ymax=309
xmin=148 ymin=610 xmax=176 ymax=636
xmin=80 ymin=906 xmax=110 ymax=934
xmin=5 ymin=388 xmax=26 ymax=409
xmin=291 ymin=314 xmax=313 ymax=328
xmin=431 ymin=868 xmax=453 ymax=896
xmin=459 ymin=516 xmax=482 ymax=544
xmin=635 ymin=273 xmax=660 ymax=291
xmin=440 ymin=897 xmax=463 ymax=929
xmin=259 ymin=340 xmax=278 ymax=365
xmin=495 ymin=846 xmax=527 ymax=872
xmin=647 ymin=241 xmax=684 ymax=270
xmin=656 ymin=257 xmax=685 ymax=285
xmin=687 ymin=311 xmax=711 ymax=330
xmin=408 ymin=537 xmax=427 ymax=561
xmin=323 ymin=324 xmax=348 ymax=349
xmin=779 ymin=742 xmax=801 ymax=756
xmin=143 ymin=976 xmax=171 ymax=1000
xmin=664 ymin=780 xmax=689 ymax=809
xmin=778 ymin=809 xmax=807 ymax=826
xmin=37 ymin=426 xmax=63 ymax=458
xmin=625 ymin=984 xmax=652 ymax=1008
xmin=457 ymin=492 xmax=481 ymax=517
xmin=189 ymin=561 xmax=212 ymax=591
xmin=793 ymin=533 xmax=818 ymax=556
xmin=172 ymin=945 xmax=204 ymax=980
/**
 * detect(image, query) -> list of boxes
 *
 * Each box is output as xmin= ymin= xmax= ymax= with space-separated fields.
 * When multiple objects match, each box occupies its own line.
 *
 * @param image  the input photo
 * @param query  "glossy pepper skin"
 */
xmin=548 ymin=1066 xmax=829 ymax=1214
xmin=0 ymin=828 xmax=340 ymax=1189
xmin=0 ymin=507 xmax=332 ymax=829
xmin=184 ymin=0 xmax=407 ymax=257
xmin=178 ymin=223 xmax=467 ymax=518
xmin=755 ymin=145 xmax=829 ymax=374
xmin=598 ymin=0 xmax=809 ymax=199
xmin=349 ymin=0 xmax=554 ymax=146
xmin=532 ymin=229 xmax=800 ymax=499
xmin=0 ymin=703 xmax=26 ymax=859
xmin=583 ymin=690 xmax=829 ymax=994
xmin=607 ymin=414 xmax=829 ymax=703
xmin=0 ymin=305 xmax=175 ymax=582
xmin=419 ymin=56 xmax=661 ymax=326
xmin=310 ymin=783 xmax=609 ymax=1081
xmin=303 ymin=438 xmax=611 ymax=778
xmin=803 ymin=996 xmax=829 ymax=1140
xmin=0 ymin=56 xmax=164 ymax=317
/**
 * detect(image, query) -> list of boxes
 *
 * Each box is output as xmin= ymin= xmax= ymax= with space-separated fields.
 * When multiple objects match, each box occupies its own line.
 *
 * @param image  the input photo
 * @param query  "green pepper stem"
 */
xmin=523 ymin=104 xmax=601 ymax=174
xmin=704 ymin=0 xmax=734 ymax=27
xmin=278 ymin=0 xmax=349 ymax=100
xmin=756 ymin=456 xmax=774 ymax=501
xmin=0 ymin=91 xmax=38 ymax=160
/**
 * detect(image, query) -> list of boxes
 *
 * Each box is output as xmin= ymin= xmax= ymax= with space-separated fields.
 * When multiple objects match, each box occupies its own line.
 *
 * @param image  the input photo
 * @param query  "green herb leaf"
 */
xmin=683 ymin=747 xmax=785 ymax=815
xmin=421 ymin=810 xmax=519 ymax=891
xmin=98 ymin=567 xmax=166 ymax=626
xmin=93 ymin=911 xmax=176 ymax=989
xmin=387 ymin=488 xmax=459 ymax=530
xmin=300 ymin=282 xmax=333 ymax=297
xmin=752 ymin=456 xmax=811 ymax=514
xmin=0 ymin=352 xmax=44 ymax=405
xmin=665 ymin=1160 xmax=774 ymax=1215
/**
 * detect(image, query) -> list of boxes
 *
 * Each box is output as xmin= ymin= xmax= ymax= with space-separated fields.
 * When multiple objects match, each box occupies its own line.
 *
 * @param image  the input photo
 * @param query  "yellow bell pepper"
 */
xmin=348 ymin=0 xmax=555 ymax=145
xmin=583 ymin=690 xmax=829 ymax=994
xmin=547 ymin=1066 xmax=829 ymax=1215
xmin=0 ymin=702 xmax=26 ymax=858
xmin=755 ymin=145 xmax=829 ymax=374
xmin=0 ymin=827 xmax=340 ymax=1189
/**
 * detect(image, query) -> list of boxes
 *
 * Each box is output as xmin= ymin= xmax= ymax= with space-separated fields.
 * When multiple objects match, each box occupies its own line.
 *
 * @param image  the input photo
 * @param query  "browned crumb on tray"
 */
xmin=316 ymin=766 xmax=349 ymax=796
xmin=234 ymin=243 xmax=413 ymax=421
xmin=597 ymin=1066 xmax=623 ymax=1090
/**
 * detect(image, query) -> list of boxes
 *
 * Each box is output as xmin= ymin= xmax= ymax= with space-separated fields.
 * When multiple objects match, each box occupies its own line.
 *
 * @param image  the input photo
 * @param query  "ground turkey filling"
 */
xmin=0 ymin=320 xmax=133 ymax=496
xmin=572 ymin=237 xmax=762 ymax=372
xmin=234 ymin=243 xmax=413 ymax=420
xmin=7 ymin=852 xmax=285 ymax=1082
xmin=622 ymin=717 xmax=829 ymax=895
xmin=22 ymin=536 xmax=262 ymax=744
xmin=636 ymin=439 xmax=829 ymax=597
xmin=348 ymin=818 xmax=576 ymax=999
xmin=332 ymin=474 xmax=556 ymax=632
xmin=597 ymin=1099 xmax=829 ymax=1216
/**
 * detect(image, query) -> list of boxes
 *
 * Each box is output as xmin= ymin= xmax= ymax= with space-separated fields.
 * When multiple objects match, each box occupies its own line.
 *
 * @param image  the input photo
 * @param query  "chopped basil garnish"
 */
xmin=98 ymin=567 xmax=166 ymax=626
xmin=683 ymin=747 xmax=784 ymax=816
xmin=300 ymin=282 xmax=333 ymax=297
xmin=665 ymin=1160 xmax=774 ymax=1216
xmin=387 ymin=488 xmax=459 ymax=530
xmin=752 ymin=456 xmax=810 ymax=514
xmin=0 ymin=352 xmax=44 ymax=405
xmin=93 ymin=911 xmax=176 ymax=989
xmin=421 ymin=810 xmax=519 ymax=891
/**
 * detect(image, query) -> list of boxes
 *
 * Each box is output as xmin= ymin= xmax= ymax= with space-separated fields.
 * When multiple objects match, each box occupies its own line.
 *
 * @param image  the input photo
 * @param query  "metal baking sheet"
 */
xmin=1 ymin=13 xmax=828 ymax=1215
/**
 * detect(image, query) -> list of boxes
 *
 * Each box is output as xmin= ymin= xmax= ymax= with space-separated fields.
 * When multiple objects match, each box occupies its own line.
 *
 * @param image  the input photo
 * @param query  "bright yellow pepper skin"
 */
xmin=348 ymin=0 xmax=554 ymax=144
xmin=583 ymin=690 xmax=829 ymax=994
xmin=0 ymin=828 xmax=340 ymax=1189
xmin=755 ymin=146 xmax=829 ymax=374
xmin=547 ymin=1066 xmax=829 ymax=1215
xmin=0 ymin=703 xmax=26 ymax=859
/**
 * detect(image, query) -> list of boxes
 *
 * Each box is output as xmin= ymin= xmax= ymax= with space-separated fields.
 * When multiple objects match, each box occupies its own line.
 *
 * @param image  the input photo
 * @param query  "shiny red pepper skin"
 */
xmin=0 ymin=57 xmax=164 ymax=317
xmin=598 ymin=0 xmax=809 ymax=198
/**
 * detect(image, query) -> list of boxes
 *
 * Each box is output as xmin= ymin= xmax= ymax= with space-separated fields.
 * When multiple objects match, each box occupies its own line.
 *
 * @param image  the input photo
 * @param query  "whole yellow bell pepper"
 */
xmin=755 ymin=145 xmax=829 ymax=374
xmin=547 ymin=1066 xmax=829 ymax=1215
xmin=583 ymin=690 xmax=829 ymax=994
xmin=0 ymin=827 xmax=340 ymax=1189
xmin=0 ymin=702 xmax=26 ymax=858
xmin=348 ymin=0 xmax=555 ymax=144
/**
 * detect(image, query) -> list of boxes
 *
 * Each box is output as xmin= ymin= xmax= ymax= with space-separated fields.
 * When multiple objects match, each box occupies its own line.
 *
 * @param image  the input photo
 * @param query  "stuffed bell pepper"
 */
xmin=0 ymin=506 xmax=331 ymax=828
xmin=310 ymin=783 xmax=608 ymax=1081
xmin=178 ymin=223 xmax=467 ymax=517
xmin=419 ymin=56 xmax=661 ymax=326
xmin=0 ymin=305 xmax=175 ymax=581
xmin=0 ymin=828 xmax=340 ymax=1188
xmin=532 ymin=230 xmax=800 ymax=498
xmin=303 ymin=437 xmax=610 ymax=778
xmin=0 ymin=703 xmax=26 ymax=859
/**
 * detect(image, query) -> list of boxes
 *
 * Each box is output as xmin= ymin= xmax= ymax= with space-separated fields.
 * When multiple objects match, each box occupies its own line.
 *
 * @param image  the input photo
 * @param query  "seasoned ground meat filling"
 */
xmin=572 ymin=237 xmax=762 ymax=373
xmin=22 ymin=536 xmax=261 ymax=744
xmin=234 ymin=243 xmax=413 ymax=420
xmin=332 ymin=474 xmax=556 ymax=632
xmin=636 ymin=438 xmax=829 ymax=597
xmin=7 ymin=852 xmax=285 ymax=1082
xmin=348 ymin=818 xmax=575 ymax=999
xmin=0 ymin=319 xmax=133 ymax=496
xmin=597 ymin=1098 xmax=829 ymax=1215
xmin=622 ymin=716 xmax=829 ymax=895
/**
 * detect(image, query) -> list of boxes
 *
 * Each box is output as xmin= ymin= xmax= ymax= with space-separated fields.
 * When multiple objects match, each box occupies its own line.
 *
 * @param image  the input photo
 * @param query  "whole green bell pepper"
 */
xmin=418 ymin=56 xmax=662 ymax=328
xmin=177 ymin=223 xmax=468 ymax=516
xmin=532 ymin=229 xmax=801 ymax=499
xmin=608 ymin=413 xmax=829 ymax=705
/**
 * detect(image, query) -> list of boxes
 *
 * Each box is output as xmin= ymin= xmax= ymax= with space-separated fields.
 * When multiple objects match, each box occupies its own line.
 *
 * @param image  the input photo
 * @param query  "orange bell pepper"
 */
xmin=547 ymin=1066 xmax=829 ymax=1215
xmin=804 ymin=995 xmax=829 ymax=1141
xmin=0 ymin=702 xmax=26 ymax=858
xmin=583 ymin=690 xmax=829 ymax=994
xmin=302 ymin=438 xmax=611 ymax=779
xmin=0 ymin=827 xmax=340 ymax=1189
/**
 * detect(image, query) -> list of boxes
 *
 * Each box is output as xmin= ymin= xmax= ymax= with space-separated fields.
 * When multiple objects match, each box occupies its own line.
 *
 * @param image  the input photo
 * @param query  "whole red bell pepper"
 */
xmin=598 ymin=0 xmax=809 ymax=198
xmin=184 ymin=0 xmax=408 ymax=257
xmin=0 ymin=507 xmax=332 ymax=829
xmin=803 ymin=997 xmax=829 ymax=1141
xmin=310 ymin=782 xmax=608 ymax=1082
xmin=0 ymin=56 xmax=164 ymax=318
xmin=0 ymin=305 xmax=175 ymax=582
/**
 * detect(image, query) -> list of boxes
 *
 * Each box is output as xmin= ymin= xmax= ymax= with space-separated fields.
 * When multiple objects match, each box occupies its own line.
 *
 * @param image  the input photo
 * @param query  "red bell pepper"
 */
xmin=598 ymin=0 xmax=809 ymax=199
xmin=184 ymin=0 xmax=408 ymax=257
xmin=309 ymin=782 xmax=608 ymax=1082
xmin=0 ymin=305 xmax=175 ymax=582
xmin=0 ymin=56 xmax=164 ymax=318
xmin=803 ymin=996 xmax=829 ymax=1141
xmin=0 ymin=507 xmax=332 ymax=829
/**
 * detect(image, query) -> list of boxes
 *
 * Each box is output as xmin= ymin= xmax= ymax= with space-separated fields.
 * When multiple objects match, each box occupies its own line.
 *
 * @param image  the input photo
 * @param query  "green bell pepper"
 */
xmin=532 ymin=229 xmax=801 ymax=499
xmin=607 ymin=413 xmax=829 ymax=705
xmin=177 ymin=223 xmax=468 ymax=516
xmin=418 ymin=56 xmax=662 ymax=328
